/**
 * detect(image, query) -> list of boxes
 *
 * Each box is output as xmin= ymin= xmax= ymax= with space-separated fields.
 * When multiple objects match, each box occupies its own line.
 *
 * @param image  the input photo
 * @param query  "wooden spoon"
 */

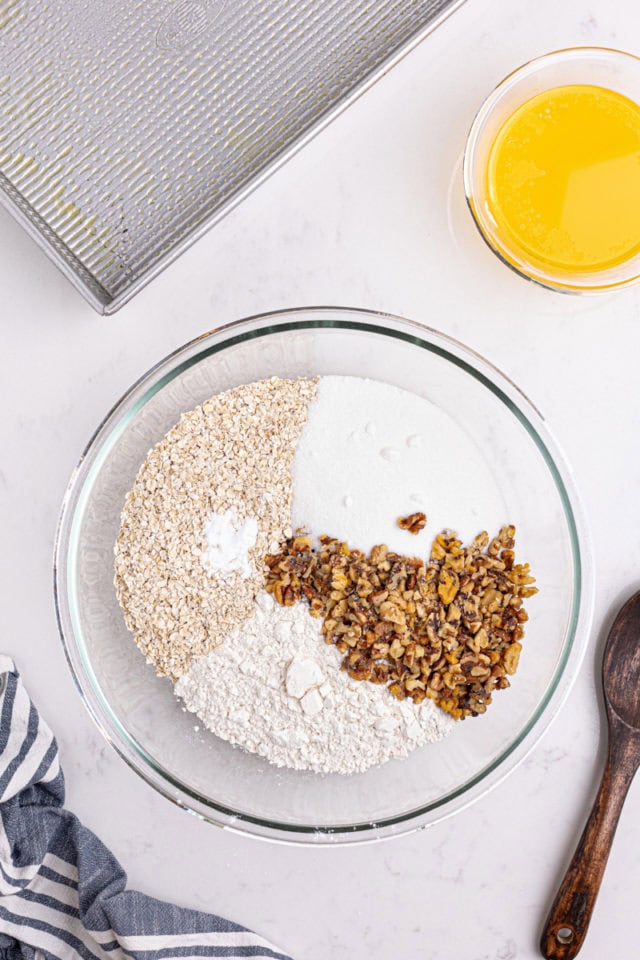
xmin=540 ymin=590 xmax=640 ymax=959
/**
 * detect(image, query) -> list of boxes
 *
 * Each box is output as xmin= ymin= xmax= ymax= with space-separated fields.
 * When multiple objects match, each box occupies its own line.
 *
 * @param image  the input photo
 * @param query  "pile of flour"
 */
xmin=175 ymin=591 xmax=454 ymax=775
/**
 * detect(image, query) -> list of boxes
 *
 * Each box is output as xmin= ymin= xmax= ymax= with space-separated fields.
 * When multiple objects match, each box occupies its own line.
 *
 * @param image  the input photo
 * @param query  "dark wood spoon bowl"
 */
xmin=540 ymin=590 xmax=640 ymax=959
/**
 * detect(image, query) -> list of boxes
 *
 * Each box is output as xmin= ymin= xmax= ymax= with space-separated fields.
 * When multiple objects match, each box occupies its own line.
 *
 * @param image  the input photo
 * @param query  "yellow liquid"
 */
xmin=486 ymin=84 xmax=640 ymax=275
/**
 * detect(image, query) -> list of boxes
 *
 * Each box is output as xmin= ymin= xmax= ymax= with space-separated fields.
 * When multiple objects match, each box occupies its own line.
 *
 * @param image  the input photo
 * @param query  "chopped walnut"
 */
xmin=397 ymin=512 xmax=427 ymax=535
xmin=265 ymin=525 xmax=537 ymax=720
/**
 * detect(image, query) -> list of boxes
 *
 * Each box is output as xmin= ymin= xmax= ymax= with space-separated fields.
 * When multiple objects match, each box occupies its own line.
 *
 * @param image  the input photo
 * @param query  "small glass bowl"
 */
xmin=464 ymin=47 xmax=640 ymax=293
xmin=54 ymin=308 xmax=593 ymax=844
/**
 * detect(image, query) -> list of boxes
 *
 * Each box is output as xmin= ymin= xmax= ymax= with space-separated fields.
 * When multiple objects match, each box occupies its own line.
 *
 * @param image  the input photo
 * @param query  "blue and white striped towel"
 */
xmin=0 ymin=657 xmax=293 ymax=960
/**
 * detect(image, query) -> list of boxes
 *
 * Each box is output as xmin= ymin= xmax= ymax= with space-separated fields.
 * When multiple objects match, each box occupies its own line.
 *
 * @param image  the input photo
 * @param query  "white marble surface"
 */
xmin=2 ymin=0 xmax=640 ymax=957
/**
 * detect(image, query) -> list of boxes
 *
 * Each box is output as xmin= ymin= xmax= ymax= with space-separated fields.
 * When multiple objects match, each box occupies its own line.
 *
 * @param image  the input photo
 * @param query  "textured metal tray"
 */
xmin=0 ymin=0 xmax=464 ymax=313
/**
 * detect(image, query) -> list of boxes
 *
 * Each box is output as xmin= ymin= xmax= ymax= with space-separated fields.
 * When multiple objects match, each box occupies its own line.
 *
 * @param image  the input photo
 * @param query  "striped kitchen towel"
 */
xmin=0 ymin=657 xmax=293 ymax=960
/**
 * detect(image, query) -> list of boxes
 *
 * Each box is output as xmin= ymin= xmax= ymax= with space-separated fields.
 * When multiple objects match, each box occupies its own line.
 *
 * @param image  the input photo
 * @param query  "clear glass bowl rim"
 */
xmin=463 ymin=45 xmax=640 ymax=294
xmin=53 ymin=306 xmax=595 ymax=845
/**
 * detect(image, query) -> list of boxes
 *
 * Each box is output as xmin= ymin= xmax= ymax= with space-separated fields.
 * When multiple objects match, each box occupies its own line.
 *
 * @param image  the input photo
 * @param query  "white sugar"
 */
xmin=292 ymin=376 xmax=506 ymax=554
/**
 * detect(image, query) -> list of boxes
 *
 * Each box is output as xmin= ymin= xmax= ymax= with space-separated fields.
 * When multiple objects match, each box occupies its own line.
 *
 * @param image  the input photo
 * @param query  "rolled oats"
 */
xmin=114 ymin=377 xmax=317 ymax=680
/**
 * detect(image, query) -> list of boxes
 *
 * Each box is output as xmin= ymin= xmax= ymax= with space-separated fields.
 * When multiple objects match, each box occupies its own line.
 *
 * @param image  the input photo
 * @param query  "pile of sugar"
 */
xmin=292 ymin=376 xmax=506 ymax=553
xmin=176 ymin=591 xmax=455 ymax=774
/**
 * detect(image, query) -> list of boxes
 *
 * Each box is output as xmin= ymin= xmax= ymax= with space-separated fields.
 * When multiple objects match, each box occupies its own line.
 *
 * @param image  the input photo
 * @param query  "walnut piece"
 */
xmin=397 ymin=512 xmax=427 ymax=535
xmin=265 ymin=525 xmax=537 ymax=720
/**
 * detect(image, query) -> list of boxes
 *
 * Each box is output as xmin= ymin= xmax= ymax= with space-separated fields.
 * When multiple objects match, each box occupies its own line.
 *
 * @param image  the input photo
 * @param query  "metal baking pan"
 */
xmin=0 ymin=0 xmax=464 ymax=313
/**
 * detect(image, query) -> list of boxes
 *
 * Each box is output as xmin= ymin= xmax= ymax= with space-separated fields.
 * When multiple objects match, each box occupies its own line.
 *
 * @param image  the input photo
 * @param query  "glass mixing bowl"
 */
xmin=54 ymin=308 xmax=593 ymax=843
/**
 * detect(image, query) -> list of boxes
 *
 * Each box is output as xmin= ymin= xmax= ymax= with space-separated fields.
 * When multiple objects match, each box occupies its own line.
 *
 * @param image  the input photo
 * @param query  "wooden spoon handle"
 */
xmin=540 ymin=730 xmax=639 ymax=959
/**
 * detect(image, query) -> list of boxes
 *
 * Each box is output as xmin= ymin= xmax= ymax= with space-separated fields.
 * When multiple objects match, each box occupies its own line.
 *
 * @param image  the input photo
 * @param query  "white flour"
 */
xmin=175 ymin=591 xmax=454 ymax=774
xmin=292 ymin=376 xmax=507 ymax=553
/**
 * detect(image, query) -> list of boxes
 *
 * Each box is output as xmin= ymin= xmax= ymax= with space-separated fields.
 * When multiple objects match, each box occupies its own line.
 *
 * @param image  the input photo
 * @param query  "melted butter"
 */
xmin=486 ymin=84 xmax=640 ymax=274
